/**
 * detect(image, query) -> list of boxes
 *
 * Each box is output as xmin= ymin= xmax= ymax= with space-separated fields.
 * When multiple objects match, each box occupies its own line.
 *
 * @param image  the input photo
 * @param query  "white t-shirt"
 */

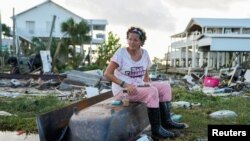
xmin=110 ymin=47 xmax=152 ymax=96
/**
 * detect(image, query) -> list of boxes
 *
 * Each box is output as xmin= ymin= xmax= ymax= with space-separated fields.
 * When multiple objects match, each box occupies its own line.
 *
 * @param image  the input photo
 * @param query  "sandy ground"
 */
xmin=0 ymin=131 xmax=39 ymax=141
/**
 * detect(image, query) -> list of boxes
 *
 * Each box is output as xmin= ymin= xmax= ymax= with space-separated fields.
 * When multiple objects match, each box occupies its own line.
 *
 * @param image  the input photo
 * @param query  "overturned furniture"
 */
xmin=36 ymin=91 xmax=113 ymax=141
xmin=67 ymin=97 xmax=148 ymax=141
xmin=36 ymin=90 xmax=149 ymax=141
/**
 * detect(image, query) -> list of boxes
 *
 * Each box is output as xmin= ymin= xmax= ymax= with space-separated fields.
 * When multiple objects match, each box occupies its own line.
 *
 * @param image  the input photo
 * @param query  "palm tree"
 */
xmin=96 ymin=32 xmax=121 ymax=69
xmin=61 ymin=18 xmax=91 ymax=69
xmin=78 ymin=20 xmax=91 ymax=54
xmin=1 ymin=24 xmax=11 ymax=56
xmin=1 ymin=24 xmax=11 ymax=37
xmin=30 ymin=37 xmax=47 ymax=54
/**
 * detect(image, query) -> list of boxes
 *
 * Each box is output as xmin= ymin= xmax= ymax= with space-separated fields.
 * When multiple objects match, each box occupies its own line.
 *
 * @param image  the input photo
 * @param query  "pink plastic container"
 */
xmin=203 ymin=76 xmax=220 ymax=87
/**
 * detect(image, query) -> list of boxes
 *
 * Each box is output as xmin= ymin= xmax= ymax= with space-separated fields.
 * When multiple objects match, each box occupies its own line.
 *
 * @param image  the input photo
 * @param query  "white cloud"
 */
xmin=167 ymin=0 xmax=247 ymax=9
xmin=65 ymin=0 xmax=176 ymax=33
xmin=1 ymin=0 xmax=250 ymax=59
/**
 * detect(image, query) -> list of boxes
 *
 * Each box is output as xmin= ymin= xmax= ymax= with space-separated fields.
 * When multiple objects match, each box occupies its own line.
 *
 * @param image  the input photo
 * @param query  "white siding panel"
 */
xmin=211 ymin=38 xmax=250 ymax=51
xmin=197 ymin=37 xmax=211 ymax=47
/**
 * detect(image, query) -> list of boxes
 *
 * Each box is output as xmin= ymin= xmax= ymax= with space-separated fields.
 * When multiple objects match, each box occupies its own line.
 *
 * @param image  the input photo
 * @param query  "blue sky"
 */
xmin=1 ymin=0 xmax=250 ymax=60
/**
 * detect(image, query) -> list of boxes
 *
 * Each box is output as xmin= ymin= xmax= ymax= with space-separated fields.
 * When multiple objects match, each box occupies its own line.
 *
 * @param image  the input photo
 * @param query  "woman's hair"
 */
xmin=126 ymin=26 xmax=147 ymax=46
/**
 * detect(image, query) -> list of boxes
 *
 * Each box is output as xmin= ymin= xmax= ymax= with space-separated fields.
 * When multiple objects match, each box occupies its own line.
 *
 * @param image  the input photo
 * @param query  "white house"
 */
xmin=168 ymin=18 xmax=250 ymax=69
xmin=12 ymin=0 xmax=107 ymax=62
xmin=14 ymin=0 xmax=107 ymax=43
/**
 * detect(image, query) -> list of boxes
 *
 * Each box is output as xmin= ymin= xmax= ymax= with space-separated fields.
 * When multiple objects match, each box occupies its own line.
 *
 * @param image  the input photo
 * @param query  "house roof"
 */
xmin=185 ymin=18 xmax=250 ymax=32
xmin=14 ymin=0 xmax=79 ymax=19
xmin=13 ymin=0 xmax=107 ymax=24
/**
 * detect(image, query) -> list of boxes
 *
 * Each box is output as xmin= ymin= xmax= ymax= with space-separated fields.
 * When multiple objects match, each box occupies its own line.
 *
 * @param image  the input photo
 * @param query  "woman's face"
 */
xmin=127 ymin=32 xmax=141 ymax=50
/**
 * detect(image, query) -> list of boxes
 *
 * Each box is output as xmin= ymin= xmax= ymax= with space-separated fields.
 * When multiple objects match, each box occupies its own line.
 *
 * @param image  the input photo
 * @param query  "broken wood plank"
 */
xmin=0 ymin=73 xmax=66 ymax=81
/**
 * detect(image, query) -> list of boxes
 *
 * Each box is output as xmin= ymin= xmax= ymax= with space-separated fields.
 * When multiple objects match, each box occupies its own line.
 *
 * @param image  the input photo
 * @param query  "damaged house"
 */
xmin=167 ymin=18 xmax=250 ymax=69
xmin=11 ymin=0 xmax=107 ymax=66
xmin=14 ymin=0 xmax=107 ymax=42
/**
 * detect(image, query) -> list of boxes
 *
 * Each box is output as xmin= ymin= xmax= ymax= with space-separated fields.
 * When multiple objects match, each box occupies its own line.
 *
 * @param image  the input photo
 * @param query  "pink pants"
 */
xmin=115 ymin=81 xmax=172 ymax=108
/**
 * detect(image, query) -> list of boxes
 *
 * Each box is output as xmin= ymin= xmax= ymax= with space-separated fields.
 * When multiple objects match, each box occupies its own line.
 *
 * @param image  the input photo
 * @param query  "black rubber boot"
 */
xmin=147 ymin=108 xmax=175 ymax=139
xmin=160 ymin=102 xmax=187 ymax=129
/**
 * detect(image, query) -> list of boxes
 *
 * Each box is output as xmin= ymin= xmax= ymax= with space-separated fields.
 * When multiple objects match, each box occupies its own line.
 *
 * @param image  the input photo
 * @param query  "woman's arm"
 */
xmin=104 ymin=61 xmax=137 ymax=94
xmin=143 ymin=69 xmax=150 ymax=82
xmin=104 ymin=61 xmax=124 ymax=86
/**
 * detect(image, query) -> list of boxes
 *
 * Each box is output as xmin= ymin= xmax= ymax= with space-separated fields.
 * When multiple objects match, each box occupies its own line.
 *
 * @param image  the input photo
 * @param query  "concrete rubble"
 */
xmin=176 ymin=66 xmax=250 ymax=97
xmin=0 ymin=70 xmax=111 ymax=101
xmin=1 ymin=65 xmax=249 ymax=140
xmin=0 ymin=70 xmax=112 ymax=140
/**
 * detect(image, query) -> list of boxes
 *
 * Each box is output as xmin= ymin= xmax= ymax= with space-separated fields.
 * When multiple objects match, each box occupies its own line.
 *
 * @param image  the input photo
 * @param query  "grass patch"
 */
xmin=0 ymin=95 xmax=70 ymax=133
xmin=169 ymin=86 xmax=250 ymax=141
xmin=0 ymin=86 xmax=249 ymax=140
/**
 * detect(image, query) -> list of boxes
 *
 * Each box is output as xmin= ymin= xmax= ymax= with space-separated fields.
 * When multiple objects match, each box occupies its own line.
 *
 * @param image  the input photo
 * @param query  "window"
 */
xmin=96 ymin=33 xmax=104 ymax=39
xmin=213 ymin=28 xmax=222 ymax=34
xmin=231 ymin=28 xmax=240 ymax=34
xmin=93 ymin=25 xmax=105 ymax=30
xmin=224 ymin=28 xmax=240 ymax=34
xmin=224 ymin=28 xmax=232 ymax=34
xmin=207 ymin=27 xmax=222 ymax=34
xmin=207 ymin=29 xmax=212 ymax=34
xmin=242 ymin=28 xmax=250 ymax=34
xmin=26 ymin=21 xmax=35 ymax=34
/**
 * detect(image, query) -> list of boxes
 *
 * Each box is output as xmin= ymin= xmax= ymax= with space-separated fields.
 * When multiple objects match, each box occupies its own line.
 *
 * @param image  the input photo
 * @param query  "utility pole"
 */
xmin=0 ymin=10 xmax=2 ymax=55
xmin=13 ymin=8 xmax=16 ymax=56
xmin=0 ymin=10 xmax=3 ymax=68
xmin=47 ymin=15 xmax=56 ymax=50
xmin=90 ymin=19 xmax=93 ymax=65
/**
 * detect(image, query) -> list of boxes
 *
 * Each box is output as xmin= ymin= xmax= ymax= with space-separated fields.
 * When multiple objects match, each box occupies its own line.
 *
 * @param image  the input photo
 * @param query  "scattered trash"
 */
xmin=244 ymin=70 xmax=250 ymax=82
xmin=189 ymin=85 xmax=201 ymax=91
xmin=67 ymin=89 xmax=86 ymax=101
xmin=203 ymin=76 xmax=220 ymax=88
xmin=202 ymin=87 xmax=215 ymax=94
xmin=183 ymin=75 xmax=195 ymax=85
xmin=0 ymin=80 xmax=11 ymax=87
xmin=209 ymin=110 xmax=237 ymax=119
xmin=40 ymin=50 xmax=52 ymax=74
xmin=214 ymin=88 xmax=233 ymax=94
xmin=191 ymin=102 xmax=201 ymax=107
xmin=211 ymin=93 xmax=231 ymax=97
xmin=85 ymin=87 xmax=99 ymax=98
xmin=171 ymin=101 xmax=191 ymax=108
xmin=0 ymin=92 xmax=20 ymax=98
xmin=231 ymin=91 xmax=243 ymax=96
xmin=112 ymin=100 xmax=122 ymax=105
xmin=10 ymin=79 xmax=21 ymax=87
xmin=203 ymin=87 xmax=234 ymax=96
xmin=168 ymin=77 xmax=175 ymax=85
xmin=135 ymin=134 xmax=153 ymax=141
xmin=0 ymin=111 xmax=13 ymax=116
xmin=171 ymin=113 xmax=182 ymax=122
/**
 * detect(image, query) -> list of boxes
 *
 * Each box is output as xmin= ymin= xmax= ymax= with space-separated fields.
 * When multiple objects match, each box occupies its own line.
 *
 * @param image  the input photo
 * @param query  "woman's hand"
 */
xmin=124 ymin=83 xmax=137 ymax=95
xmin=143 ymin=82 xmax=151 ymax=87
